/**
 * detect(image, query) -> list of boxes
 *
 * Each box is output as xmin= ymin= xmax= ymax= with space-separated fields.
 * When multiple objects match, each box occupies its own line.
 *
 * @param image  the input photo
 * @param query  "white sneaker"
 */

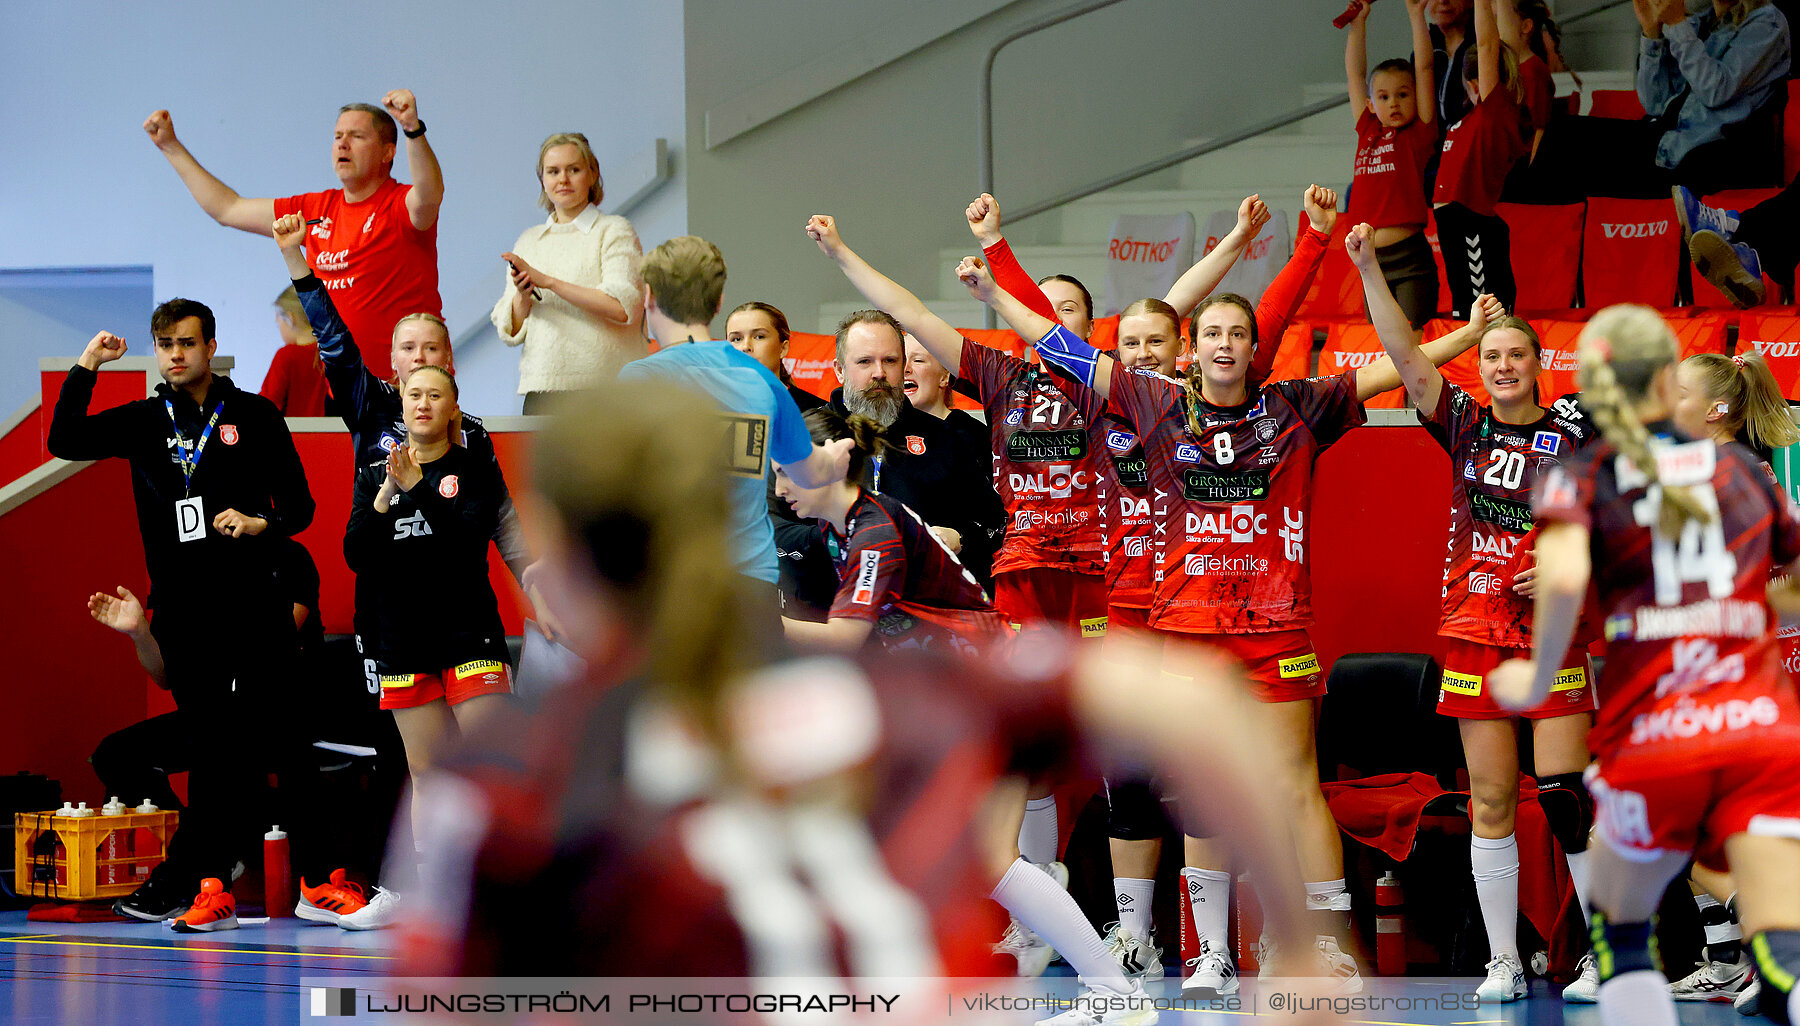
xmin=995 ymin=918 xmax=1055 ymax=978
xmin=1563 ymin=951 xmax=1599 ymax=1003
xmin=1734 ymin=974 xmax=1761 ymax=1016
xmin=1101 ymin=923 xmax=1163 ymax=980
xmin=337 ymin=887 xmax=401 ymax=931
xmin=1670 ymin=950 xmax=1752 ymax=1000
xmin=1477 ymin=954 xmax=1527 ymax=1003
xmin=1181 ymin=939 xmax=1238 ymax=996
xmin=1033 ymin=979 xmax=1159 ymax=1026
xmin=1316 ymin=936 xmax=1364 ymax=995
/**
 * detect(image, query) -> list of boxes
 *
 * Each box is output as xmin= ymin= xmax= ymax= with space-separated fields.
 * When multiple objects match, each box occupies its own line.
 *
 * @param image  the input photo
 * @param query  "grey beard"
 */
xmin=845 ymin=387 xmax=903 ymax=428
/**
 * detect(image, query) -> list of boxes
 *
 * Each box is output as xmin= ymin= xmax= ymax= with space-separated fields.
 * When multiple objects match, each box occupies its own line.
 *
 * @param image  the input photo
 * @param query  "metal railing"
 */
xmin=977 ymin=0 xmax=1634 ymax=224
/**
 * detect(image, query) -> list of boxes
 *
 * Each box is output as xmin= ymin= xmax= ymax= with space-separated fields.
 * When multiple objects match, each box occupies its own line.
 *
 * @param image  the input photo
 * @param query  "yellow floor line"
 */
xmin=0 ymin=935 xmax=391 ymax=960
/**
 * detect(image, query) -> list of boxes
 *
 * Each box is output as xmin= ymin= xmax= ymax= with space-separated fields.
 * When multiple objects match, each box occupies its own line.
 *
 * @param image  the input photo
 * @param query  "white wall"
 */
xmin=681 ymin=0 xmax=1421 ymax=335
xmin=1 ymin=0 xmax=686 ymax=421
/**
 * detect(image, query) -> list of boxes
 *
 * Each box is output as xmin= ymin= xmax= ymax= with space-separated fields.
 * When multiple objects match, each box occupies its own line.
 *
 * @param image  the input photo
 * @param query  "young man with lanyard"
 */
xmin=143 ymin=91 xmax=442 ymax=381
xmin=47 ymin=301 xmax=345 ymax=922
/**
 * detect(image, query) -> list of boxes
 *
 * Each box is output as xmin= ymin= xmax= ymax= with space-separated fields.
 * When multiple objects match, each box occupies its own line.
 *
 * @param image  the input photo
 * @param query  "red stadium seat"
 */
xmin=1322 ymin=323 xmax=1405 ymax=407
xmin=1674 ymin=311 xmax=1731 ymax=359
xmin=1693 ymin=187 xmax=1785 ymax=309
xmin=1739 ymin=312 xmax=1800 ymax=400
xmin=1297 ymin=217 xmax=1361 ymax=321
xmin=1265 ymin=322 xmax=1314 ymax=383
xmin=1497 ymin=202 xmax=1584 ymax=310
xmin=1426 ymin=212 xmax=1453 ymax=315
xmin=1582 ymin=197 xmax=1680 ymax=308
xmin=1588 ymin=89 xmax=1646 ymax=120
xmin=1421 ymin=317 xmax=1485 ymax=402
xmin=1525 ymin=319 xmax=1584 ymax=402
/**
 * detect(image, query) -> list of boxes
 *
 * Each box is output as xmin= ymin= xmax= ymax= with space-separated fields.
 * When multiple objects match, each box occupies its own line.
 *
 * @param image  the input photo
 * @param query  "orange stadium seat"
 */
xmin=1739 ymin=311 xmax=1800 ymax=400
xmin=1426 ymin=213 xmax=1453 ymax=315
xmin=1265 ymin=322 xmax=1314 ymax=383
xmin=786 ymin=331 xmax=839 ymax=401
xmin=1322 ymin=323 xmax=1405 ymax=407
xmin=1296 ymin=217 xmax=1361 ymax=321
xmin=1582 ymin=197 xmax=1679 ymax=309
xmin=1497 ymin=201 xmax=1584 ymax=311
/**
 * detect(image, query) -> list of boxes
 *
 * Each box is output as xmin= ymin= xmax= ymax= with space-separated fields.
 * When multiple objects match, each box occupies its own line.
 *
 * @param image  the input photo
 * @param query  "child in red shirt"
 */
xmin=1343 ymin=0 xmax=1439 ymax=329
xmin=1433 ymin=0 xmax=1529 ymax=320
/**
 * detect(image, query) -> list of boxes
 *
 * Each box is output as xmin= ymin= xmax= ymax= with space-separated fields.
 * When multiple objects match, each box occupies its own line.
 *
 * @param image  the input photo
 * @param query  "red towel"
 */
xmin=1323 ymin=771 xmax=1583 ymax=979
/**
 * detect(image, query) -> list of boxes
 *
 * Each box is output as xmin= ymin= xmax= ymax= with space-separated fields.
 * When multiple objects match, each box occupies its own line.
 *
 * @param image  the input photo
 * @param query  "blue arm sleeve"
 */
xmin=761 ymin=361 xmax=814 ymax=467
xmin=1035 ymin=323 xmax=1103 ymax=388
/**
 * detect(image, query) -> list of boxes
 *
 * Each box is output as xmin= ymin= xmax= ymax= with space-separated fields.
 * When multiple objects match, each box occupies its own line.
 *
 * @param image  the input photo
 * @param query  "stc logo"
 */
xmin=1278 ymin=507 xmax=1305 ymax=561
xmin=1601 ymin=221 xmax=1669 ymax=239
xmin=1332 ymin=350 xmax=1385 ymax=369
xmin=1755 ymin=340 xmax=1800 ymax=360
xmin=1010 ymin=464 xmax=1089 ymax=498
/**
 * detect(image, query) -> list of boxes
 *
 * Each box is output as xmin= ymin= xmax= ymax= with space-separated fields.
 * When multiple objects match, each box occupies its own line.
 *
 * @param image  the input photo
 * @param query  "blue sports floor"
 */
xmin=0 ymin=911 xmax=1757 ymax=1025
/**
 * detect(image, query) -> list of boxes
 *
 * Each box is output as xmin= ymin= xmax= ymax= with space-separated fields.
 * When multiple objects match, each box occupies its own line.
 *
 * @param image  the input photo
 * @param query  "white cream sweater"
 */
xmin=490 ymin=206 xmax=647 ymax=393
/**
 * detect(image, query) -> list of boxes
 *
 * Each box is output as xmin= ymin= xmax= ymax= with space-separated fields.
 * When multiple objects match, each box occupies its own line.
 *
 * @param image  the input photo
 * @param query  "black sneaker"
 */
xmin=112 ymin=873 xmax=193 ymax=922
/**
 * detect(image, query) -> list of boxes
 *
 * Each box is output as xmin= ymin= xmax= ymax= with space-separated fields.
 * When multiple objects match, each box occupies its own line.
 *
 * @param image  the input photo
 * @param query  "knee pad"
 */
xmin=1105 ymin=778 xmax=1165 ymax=840
xmin=1589 ymin=912 xmax=1660 ymax=982
xmin=1751 ymin=930 xmax=1800 ymax=1025
xmin=1536 ymin=771 xmax=1595 ymax=854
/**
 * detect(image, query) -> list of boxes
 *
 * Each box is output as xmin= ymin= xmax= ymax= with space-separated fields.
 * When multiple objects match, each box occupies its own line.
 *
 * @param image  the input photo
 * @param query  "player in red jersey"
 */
xmin=968 ymin=185 xmax=1356 ymax=986
xmin=1352 ymin=221 xmax=1599 ymax=1002
xmin=409 ymin=380 xmax=1349 ymax=1026
xmin=964 ymin=250 xmax=1485 ymax=996
xmin=1489 ymin=305 xmax=1800 ymax=1026
xmin=1662 ymin=349 xmax=1800 ymax=1003
xmin=810 ymin=201 xmax=1281 ymax=977
xmin=775 ymin=406 xmax=1009 ymax=656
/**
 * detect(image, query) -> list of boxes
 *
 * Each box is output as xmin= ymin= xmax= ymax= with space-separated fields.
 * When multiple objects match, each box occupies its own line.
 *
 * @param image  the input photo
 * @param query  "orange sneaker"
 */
xmin=296 ymin=868 xmax=367 ymax=926
xmin=171 ymin=878 xmax=238 ymax=933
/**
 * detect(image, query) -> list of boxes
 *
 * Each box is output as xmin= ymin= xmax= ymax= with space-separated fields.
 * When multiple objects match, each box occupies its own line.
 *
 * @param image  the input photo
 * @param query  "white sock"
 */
xmin=1789 ymin=983 xmax=1800 ymax=1026
xmin=992 ymin=857 xmax=1129 ymax=991
xmin=1597 ymin=969 xmax=1678 ymax=1026
xmin=1471 ymin=834 xmax=1521 ymax=962
xmin=1182 ymin=867 xmax=1231 ymax=951
xmin=1565 ymin=849 xmax=1592 ymax=921
xmin=1018 ymin=796 xmax=1059 ymax=865
xmin=1114 ymin=877 xmax=1155 ymax=939
xmin=1305 ymin=878 xmax=1351 ymax=942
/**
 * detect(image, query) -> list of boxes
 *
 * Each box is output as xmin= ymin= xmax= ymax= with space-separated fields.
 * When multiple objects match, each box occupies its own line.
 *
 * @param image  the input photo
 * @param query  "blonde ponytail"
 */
xmin=1578 ymin=305 xmax=1711 ymax=537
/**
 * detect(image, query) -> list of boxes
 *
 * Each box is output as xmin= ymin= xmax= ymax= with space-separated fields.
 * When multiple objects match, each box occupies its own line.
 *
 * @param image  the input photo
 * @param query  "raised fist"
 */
xmin=80 ymin=331 xmax=128 ymax=371
xmin=382 ymin=90 xmax=420 ymax=132
xmin=805 ymin=214 xmax=844 ymax=257
xmin=966 ymin=193 xmax=1003 ymax=244
xmin=1343 ymin=222 xmax=1378 ymax=270
xmin=143 ymin=110 xmax=177 ymax=149
xmin=272 ymin=213 xmax=307 ymax=250
xmin=1302 ymin=185 xmax=1340 ymax=237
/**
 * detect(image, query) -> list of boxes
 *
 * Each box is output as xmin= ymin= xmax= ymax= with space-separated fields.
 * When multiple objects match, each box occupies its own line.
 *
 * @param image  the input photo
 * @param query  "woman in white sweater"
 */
xmin=492 ymin=132 xmax=647 ymax=411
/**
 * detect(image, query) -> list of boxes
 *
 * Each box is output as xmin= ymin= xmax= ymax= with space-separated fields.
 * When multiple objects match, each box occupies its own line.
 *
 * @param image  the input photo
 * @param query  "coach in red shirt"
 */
xmin=144 ymin=92 xmax=443 ymax=382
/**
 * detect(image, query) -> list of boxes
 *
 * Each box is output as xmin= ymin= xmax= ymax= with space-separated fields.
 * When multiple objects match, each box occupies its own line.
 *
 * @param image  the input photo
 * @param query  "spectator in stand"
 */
xmin=725 ymin=300 xmax=838 ymax=622
xmin=491 ymin=133 xmax=647 ymax=412
xmin=1434 ymin=0 xmax=1528 ymax=319
xmin=1633 ymin=0 xmax=1791 ymax=194
xmin=143 ymin=92 xmax=442 ymax=382
xmin=260 ymin=287 xmax=332 ymax=417
xmin=1676 ymin=175 xmax=1800 ymax=306
xmin=1428 ymin=0 xmax=1480 ymax=130
xmin=1345 ymin=0 xmax=1441 ymax=329
xmin=1497 ymin=0 xmax=1576 ymax=200
xmin=726 ymin=301 xmax=823 ymax=412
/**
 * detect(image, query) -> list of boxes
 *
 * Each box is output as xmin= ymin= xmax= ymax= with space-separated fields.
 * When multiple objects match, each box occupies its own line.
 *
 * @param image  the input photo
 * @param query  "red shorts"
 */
xmin=1156 ymin=628 xmax=1323 ymax=703
xmin=1106 ymin=605 xmax=1153 ymax=636
xmin=1437 ymin=637 xmax=1597 ymax=720
xmin=992 ymin=567 xmax=1107 ymax=639
xmin=1589 ymin=753 xmax=1800 ymax=871
xmin=379 ymin=658 xmax=514 ymax=710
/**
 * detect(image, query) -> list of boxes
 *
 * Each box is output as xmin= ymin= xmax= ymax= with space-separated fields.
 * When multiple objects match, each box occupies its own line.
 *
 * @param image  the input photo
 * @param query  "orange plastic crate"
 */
xmin=13 ymin=809 xmax=178 ymax=901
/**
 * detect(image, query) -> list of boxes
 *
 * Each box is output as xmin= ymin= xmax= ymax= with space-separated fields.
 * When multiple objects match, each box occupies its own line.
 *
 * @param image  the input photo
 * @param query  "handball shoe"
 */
xmin=338 ymin=887 xmax=402 ymax=931
xmin=171 ymin=878 xmax=238 ymax=933
xmin=1181 ymin=939 xmax=1238 ymax=996
xmin=1671 ymin=949 xmax=1752 ymax=1001
xmin=296 ymin=868 xmax=368 ymax=925
xmin=1101 ymin=923 xmax=1162 ymax=980
xmin=1033 ymin=979 xmax=1159 ymax=1026
xmin=1563 ymin=952 xmax=1600 ymax=1002
xmin=1476 ymin=954 xmax=1527 ymax=1002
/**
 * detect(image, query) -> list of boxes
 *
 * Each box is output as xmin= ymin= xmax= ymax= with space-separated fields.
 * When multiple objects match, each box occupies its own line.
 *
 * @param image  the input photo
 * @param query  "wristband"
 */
xmin=403 ymin=121 xmax=427 ymax=139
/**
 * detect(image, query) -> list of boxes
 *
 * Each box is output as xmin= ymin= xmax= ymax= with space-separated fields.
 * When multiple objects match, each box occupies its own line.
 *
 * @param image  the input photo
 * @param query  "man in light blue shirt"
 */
xmin=620 ymin=236 xmax=850 ymax=589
